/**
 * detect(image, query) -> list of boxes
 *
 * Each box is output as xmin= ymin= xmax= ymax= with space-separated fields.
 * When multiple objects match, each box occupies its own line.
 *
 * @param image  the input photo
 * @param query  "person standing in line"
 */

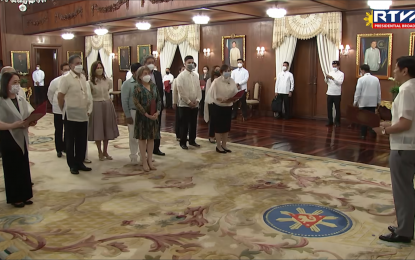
xmin=88 ymin=61 xmax=119 ymax=161
xmin=173 ymin=66 xmax=186 ymax=141
xmin=325 ymin=60 xmax=345 ymax=127
xmin=0 ymin=72 xmax=35 ymax=207
xmin=47 ymin=63 xmax=71 ymax=158
xmin=199 ymin=66 xmax=210 ymax=117
xmin=121 ymin=62 xmax=141 ymax=164
xmin=32 ymin=64 xmax=45 ymax=105
xmin=58 ymin=55 xmax=92 ymax=175
xmin=163 ymin=67 xmax=174 ymax=109
xmin=353 ymin=64 xmax=381 ymax=139
xmin=373 ymin=56 xmax=415 ymax=243
xmin=231 ymin=59 xmax=249 ymax=120
xmin=206 ymin=64 xmax=238 ymax=153
xmin=133 ymin=66 xmax=161 ymax=172
xmin=274 ymin=61 xmax=294 ymax=119
xmin=204 ymin=65 xmax=220 ymax=143
xmin=176 ymin=55 xmax=202 ymax=150
xmin=143 ymin=55 xmax=165 ymax=156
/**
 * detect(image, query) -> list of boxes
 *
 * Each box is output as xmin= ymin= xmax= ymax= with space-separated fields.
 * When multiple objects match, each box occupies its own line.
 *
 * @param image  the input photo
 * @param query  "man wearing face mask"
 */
xmin=143 ymin=55 xmax=165 ymax=156
xmin=32 ymin=64 xmax=45 ymax=105
xmin=163 ymin=68 xmax=174 ymax=109
xmin=176 ymin=56 xmax=202 ymax=150
xmin=231 ymin=59 xmax=249 ymax=120
xmin=47 ymin=63 xmax=71 ymax=158
xmin=274 ymin=61 xmax=294 ymax=119
xmin=58 ymin=55 xmax=92 ymax=175
xmin=173 ymin=66 xmax=186 ymax=141
xmin=325 ymin=61 xmax=344 ymax=127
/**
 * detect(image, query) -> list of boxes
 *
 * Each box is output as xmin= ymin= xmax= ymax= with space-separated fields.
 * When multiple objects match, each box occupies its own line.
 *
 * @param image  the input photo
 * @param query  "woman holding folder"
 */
xmin=0 ymin=72 xmax=36 ymax=207
xmin=133 ymin=66 xmax=161 ymax=171
xmin=206 ymin=64 xmax=239 ymax=153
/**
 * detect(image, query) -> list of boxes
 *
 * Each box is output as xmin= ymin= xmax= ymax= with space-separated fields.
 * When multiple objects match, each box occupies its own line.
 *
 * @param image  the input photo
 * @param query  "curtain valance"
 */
xmin=157 ymin=25 xmax=200 ymax=52
xmin=85 ymin=34 xmax=113 ymax=57
xmin=272 ymin=12 xmax=342 ymax=49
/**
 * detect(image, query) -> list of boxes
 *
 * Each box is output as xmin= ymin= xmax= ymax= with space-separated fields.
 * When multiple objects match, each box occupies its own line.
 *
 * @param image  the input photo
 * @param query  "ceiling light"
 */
xmin=368 ymin=1 xmax=392 ymax=9
xmin=94 ymin=28 xmax=108 ymax=36
xmin=136 ymin=21 xmax=151 ymax=30
xmin=266 ymin=8 xmax=287 ymax=18
xmin=193 ymin=14 xmax=210 ymax=24
xmin=61 ymin=33 xmax=74 ymax=40
xmin=19 ymin=4 xmax=27 ymax=12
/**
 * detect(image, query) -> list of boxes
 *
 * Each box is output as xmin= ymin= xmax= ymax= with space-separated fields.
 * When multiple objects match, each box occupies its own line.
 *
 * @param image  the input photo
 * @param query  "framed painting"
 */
xmin=222 ymin=35 xmax=246 ymax=69
xmin=137 ymin=45 xmax=152 ymax=65
xmin=356 ymin=33 xmax=393 ymax=79
xmin=118 ymin=46 xmax=131 ymax=71
xmin=67 ymin=51 xmax=84 ymax=62
xmin=410 ymin=32 xmax=415 ymax=56
xmin=11 ymin=51 xmax=30 ymax=75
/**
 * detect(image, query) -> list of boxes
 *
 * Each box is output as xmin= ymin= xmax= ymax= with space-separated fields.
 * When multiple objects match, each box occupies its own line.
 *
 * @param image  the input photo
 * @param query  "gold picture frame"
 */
xmin=11 ymin=51 xmax=30 ymax=75
xmin=118 ymin=46 xmax=131 ymax=71
xmin=356 ymin=33 xmax=393 ymax=80
xmin=67 ymin=51 xmax=84 ymax=62
xmin=137 ymin=45 xmax=152 ymax=65
xmin=410 ymin=32 xmax=415 ymax=56
xmin=222 ymin=34 xmax=246 ymax=69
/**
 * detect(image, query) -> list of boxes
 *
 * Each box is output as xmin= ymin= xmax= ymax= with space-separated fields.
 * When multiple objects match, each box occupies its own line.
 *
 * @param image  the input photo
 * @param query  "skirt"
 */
xmin=212 ymin=104 xmax=232 ymax=133
xmin=88 ymin=100 xmax=120 ymax=141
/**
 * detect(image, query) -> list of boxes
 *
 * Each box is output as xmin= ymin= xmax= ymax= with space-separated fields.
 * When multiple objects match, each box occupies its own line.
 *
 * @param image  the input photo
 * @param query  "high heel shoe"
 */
xmin=104 ymin=154 xmax=113 ymax=160
xmin=12 ymin=203 xmax=25 ymax=208
xmin=216 ymin=147 xmax=226 ymax=154
xmin=209 ymin=138 xmax=216 ymax=144
xmin=142 ymin=161 xmax=150 ymax=172
xmin=222 ymin=146 xmax=232 ymax=153
xmin=99 ymin=153 xmax=105 ymax=161
xmin=148 ymin=159 xmax=157 ymax=171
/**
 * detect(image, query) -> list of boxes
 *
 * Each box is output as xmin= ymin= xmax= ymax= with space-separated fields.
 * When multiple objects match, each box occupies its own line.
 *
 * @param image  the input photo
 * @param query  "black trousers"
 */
xmin=34 ymin=86 xmax=45 ymax=105
xmin=277 ymin=94 xmax=291 ymax=119
xmin=360 ymin=107 xmax=377 ymax=137
xmin=208 ymin=104 xmax=215 ymax=138
xmin=64 ymin=117 xmax=87 ymax=169
xmin=54 ymin=114 xmax=65 ymax=153
xmin=327 ymin=95 xmax=341 ymax=124
xmin=153 ymin=110 xmax=162 ymax=152
xmin=179 ymin=107 xmax=198 ymax=145
xmin=165 ymin=91 xmax=172 ymax=109
xmin=232 ymin=91 xmax=248 ymax=119
xmin=175 ymin=107 xmax=180 ymax=139
xmin=199 ymin=90 xmax=205 ymax=116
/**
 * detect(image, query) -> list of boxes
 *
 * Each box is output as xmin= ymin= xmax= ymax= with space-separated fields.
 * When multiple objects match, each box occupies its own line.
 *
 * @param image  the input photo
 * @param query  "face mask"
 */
xmin=237 ymin=63 xmax=243 ymax=68
xmin=187 ymin=64 xmax=195 ymax=71
xmin=166 ymin=71 xmax=170 ymax=75
xmin=96 ymin=69 xmax=104 ymax=76
xmin=36 ymin=67 xmax=40 ymax=70
xmin=203 ymin=69 xmax=208 ymax=73
xmin=63 ymin=71 xmax=69 ymax=76
xmin=10 ymin=84 xmax=20 ymax=94
xmin=282 ymin=66 xmax=287 ymax=71
xmin=74 ymin=65 xmax=83 ymax=74
xmin=223 ymin=72 xmax=231 ymax=79
xmin=147 ymin=64 xmax=155 ymax=71
xmin=333 ymin=68 xmax=338 ymax=72
xmin=142 ymin=75 xmax=151 ymax=83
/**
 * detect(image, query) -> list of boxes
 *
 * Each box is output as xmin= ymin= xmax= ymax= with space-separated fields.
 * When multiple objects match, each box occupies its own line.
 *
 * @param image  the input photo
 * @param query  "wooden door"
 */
xmin=291 ymin=38 xmax=318 ymax=118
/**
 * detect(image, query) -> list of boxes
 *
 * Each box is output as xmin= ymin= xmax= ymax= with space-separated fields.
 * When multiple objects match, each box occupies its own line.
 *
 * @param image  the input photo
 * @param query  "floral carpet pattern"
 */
xmin=0 ymin=114 xmax=414 ymax=259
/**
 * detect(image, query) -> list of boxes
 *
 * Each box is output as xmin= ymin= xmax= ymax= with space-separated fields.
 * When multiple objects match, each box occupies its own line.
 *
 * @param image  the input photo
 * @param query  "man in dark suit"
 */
xmin=14 ymin=54 xmax=28 ymax=74
xmin=143 ymin=55 xmax=165 ymax=156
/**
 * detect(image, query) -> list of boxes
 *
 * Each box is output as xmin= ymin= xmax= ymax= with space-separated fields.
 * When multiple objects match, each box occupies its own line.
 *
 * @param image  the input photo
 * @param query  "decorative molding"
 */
xmin=27 ymin=16 xmax=48 ymax=26
xmin=141 ymin=0 xmax=173 ymax=7
xmin=92 ymin=0 xmax=129 ymax=16
xmin=55 ymin=7 xmax=83 ymax=22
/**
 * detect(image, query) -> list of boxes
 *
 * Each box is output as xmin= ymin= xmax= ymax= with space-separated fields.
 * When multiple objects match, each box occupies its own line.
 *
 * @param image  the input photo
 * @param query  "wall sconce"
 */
xmin=152 ymin=51 xmax=159 ymax=60
xmin=256 ymin=46 xmax=265 ymax=57
xmin=339 ymin=44 xmax=350 ymax=56
xmin=110 ymin=53 xmax=116 ymax=59
xmin=203 ymin=48 xmax=211 ymax=57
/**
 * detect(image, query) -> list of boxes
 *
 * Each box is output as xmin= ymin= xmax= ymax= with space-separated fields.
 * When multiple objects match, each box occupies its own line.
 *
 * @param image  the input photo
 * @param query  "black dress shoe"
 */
xmin=180 ymin=145 xmax=189 ymax=150
xmin=379 ymin=232 xmax=411 ymax=243
xmin=31 ymin=182 xmax=34 ymax=186
xmin=189 ymin=142 xmax=201 ymax=147
xmin=79 ymin=165 xmax=92 ymax=172
xmin=154 ymin=150 xmax=165 ymax=156
xmin=216 ymin=147 xmax=226 ymax=154
xmin=388 ymin=226 xmax=414 ymax=239
xmin=57 ymin=152 xmax=62 ymax=158
xmin=12 ymin=203 xmax=25 ymax=208
xmin=24 ymin=201 xmax=33 ymax=205
xmin=222 ymin=146 xmax=232 ymax=153
xmin=70 ymin=168 xmax=79 ymax=175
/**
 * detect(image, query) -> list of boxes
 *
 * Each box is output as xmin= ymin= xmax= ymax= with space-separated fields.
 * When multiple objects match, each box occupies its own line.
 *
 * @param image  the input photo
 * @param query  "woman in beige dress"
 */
xmin=88 ymin=61 xmax=119 ymax=160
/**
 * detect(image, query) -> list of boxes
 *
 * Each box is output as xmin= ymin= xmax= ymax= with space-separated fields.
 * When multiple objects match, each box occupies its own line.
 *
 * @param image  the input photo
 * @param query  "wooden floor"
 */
xmin=115 ymin=106 xmax=391 ymax=168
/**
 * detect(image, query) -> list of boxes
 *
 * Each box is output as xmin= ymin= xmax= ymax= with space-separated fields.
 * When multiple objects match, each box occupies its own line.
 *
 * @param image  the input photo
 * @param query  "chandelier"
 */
xmin=1 ymin=0 xmax=47 ymax=12
xmin=367 ymin=1 xmax=392 ymax=9
xmin=267 ymin=8 xmax=287 ymax=18
xmin=193 ymin=14 xmax=210 ymax=24
xmin=136 ymin=21 xmax=151 ymax=30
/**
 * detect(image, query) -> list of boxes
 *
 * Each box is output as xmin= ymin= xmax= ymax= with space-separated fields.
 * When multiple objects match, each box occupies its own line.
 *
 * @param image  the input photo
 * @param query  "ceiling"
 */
xmin=37 ymin=0 xmax=415 ymax=37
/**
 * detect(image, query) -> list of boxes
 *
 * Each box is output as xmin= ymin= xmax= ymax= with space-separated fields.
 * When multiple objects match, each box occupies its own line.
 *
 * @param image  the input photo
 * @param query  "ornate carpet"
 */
xmin=0 ymin=114 xmax=414 ymax=259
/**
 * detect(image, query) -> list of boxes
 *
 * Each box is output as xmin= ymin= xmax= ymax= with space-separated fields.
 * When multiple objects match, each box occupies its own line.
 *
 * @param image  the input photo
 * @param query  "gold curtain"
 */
xmin=85 ymin=34 xmax=113 ymax=57
xmin=157 ymin=25 xmax=200 ymax=52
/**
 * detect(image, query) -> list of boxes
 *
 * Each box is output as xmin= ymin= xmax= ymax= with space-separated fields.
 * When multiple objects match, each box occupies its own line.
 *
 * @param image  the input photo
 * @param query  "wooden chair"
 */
xmin=246 ymin=82 xmax=261 ymax=117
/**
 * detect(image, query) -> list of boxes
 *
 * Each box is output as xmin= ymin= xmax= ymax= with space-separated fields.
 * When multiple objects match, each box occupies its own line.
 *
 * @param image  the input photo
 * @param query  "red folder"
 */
xmin=346 ymin=105 xmax=380 ymax=128
xmin=200 ymin=80 xmax=205 ymax=90
xmin=150 ymin=99 xmax=156 ymax=115
xmin=233 ymin=90 xmax=245 ymax=99
xmin=25 ymin=101 xmax=47 ymax=123
xmin=164 ymin=81 xmax=171 ymax=93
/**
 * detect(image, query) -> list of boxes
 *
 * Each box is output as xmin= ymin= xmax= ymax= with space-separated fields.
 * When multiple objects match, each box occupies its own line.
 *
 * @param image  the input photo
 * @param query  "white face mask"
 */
xmin=74 ymin=65 xmax=83 ymax=74
xmin=223 ymin=72 xmax=231 ymax=79
xmin=147 ymin=64 xmax=155 ymax=71
xmin=10 ymin=84 xmax=21 ymax=94
xmin=203 ymin=69 xmax=208 ymax=73
xmin=63 ymin=71 xmax=69 ymax=76
xmin=142 ymin=75 xmax=151 ymax=83
xmin=237 ymin=63 xmax=243 ymax=68
xmin=333 ymin=67 xmax=338 ymax=72
xmin=282 ymin=66 xmax=287 ymax=71
xmin=36 ymin=67 xmax=40 ymax=70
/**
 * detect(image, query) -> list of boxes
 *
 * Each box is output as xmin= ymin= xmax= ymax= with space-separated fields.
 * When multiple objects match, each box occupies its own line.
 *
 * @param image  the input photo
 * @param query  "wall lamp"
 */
xmin=256 ymin=46 xmax=265 ymax=57
xmin=339 ymin=44 xmax=350 ymax=56
xmin=203 ymin=48 xmax=211 ymax=57
xmin=110 ymin=53 xmax=116 ymax=59
xmin=152 ymin=51 xmax=159 ymax=60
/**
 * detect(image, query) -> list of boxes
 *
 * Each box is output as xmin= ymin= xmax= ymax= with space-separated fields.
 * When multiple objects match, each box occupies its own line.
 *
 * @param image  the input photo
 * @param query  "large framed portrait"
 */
xmin=67 ymin=51 xmax=83 ymax=62
xmin=137 ymin=45 xmax=152 ymax=65
xmin=222 ymin=35 xmax=245 ymax=69
xmin=118 ymin=46 xmax=131 ymax=71
xmin=356 ymin=33 xmax=393 ymax=79
xmin=11 ymin=51 xmax=30 ymax=75
xmin=410 ymin=32 xmax=415 ymax=56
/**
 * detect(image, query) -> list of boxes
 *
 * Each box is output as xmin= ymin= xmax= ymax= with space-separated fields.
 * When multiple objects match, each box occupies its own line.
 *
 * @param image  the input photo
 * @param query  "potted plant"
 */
xmin=388 ymin=77 xmax=400 ymax=100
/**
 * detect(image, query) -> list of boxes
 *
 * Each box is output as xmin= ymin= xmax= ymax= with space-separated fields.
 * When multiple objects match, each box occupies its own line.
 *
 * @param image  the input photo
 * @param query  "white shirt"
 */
xmin=207 ymin=76 xmax=238 ymax=107
xmin=176 ymin=70 xmax=202 ymax=107
xmin=325 ymin=70 xmax=344 ymax=96
xmin=275 ymin=71 xmax=294 ymax=94
xmin=32 ymin=69 xmax=45 ymax=86
xmin=353 ymin=73 xmax=381 ymax=107
xmin=47 ymin=75 xmax=63 ymax=114
xmin=163 ymin=74 xmax=174 ymax=90
xmin=231 ymin=67 xmax=249 ymax=92
xmin=364 ymin=47 xmax=381 ymax=71
xmin=390 ymin=78 xmax=415 ymax=150
xmin=126 ymin=71 xmax=133 ymax=81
